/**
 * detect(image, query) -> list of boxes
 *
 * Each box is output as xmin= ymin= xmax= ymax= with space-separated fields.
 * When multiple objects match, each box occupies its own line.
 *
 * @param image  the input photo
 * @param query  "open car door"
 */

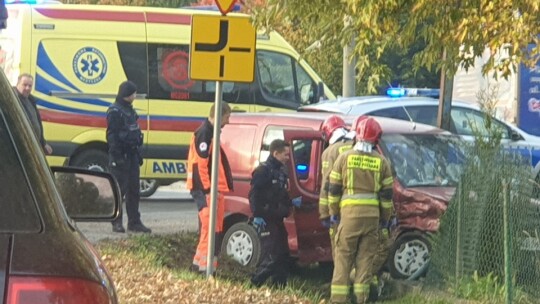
xmin=283 ymin=129 xmax=333 ymax=265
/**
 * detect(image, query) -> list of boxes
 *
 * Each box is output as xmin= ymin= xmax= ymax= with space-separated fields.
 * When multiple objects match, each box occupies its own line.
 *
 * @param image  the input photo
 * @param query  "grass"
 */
xmin=97 ymin=232 xmax=536 ymax=303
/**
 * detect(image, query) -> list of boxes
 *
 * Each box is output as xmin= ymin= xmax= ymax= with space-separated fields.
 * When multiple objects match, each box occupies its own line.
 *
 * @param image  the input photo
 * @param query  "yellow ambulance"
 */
xmin=0 ymin=2 xmax=334 ymax=196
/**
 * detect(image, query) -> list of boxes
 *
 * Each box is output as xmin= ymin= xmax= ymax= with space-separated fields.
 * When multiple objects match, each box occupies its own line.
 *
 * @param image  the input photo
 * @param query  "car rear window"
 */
xmin=0 ymin=109 xmax=41 ymax=232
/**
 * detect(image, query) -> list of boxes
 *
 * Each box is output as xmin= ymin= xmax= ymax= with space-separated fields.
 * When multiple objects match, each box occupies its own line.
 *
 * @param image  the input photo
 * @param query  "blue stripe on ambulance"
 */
xmin=37 ymin=43 xmax=80 ymax=92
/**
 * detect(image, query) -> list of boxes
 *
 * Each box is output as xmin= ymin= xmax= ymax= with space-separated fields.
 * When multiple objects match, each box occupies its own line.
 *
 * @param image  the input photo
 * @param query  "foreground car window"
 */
xmin=0 ymin=110 xmax=41 ymax=232
xmin=381 ymin=134 xmax=465 ymax=187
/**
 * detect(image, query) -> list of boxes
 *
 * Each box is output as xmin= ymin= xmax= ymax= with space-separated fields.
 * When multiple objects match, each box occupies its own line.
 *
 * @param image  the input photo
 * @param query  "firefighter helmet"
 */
xmin=321 ymin=115 xmax=346 ymax=141
xmin=351 ymin=115 xmax=369 ymax=133
xmin=355 ymin=116 xmax=382 ymax=143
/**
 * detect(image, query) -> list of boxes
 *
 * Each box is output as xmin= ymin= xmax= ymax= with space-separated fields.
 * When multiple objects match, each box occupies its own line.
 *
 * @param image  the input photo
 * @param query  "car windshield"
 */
xmin=380 ymin=134 xmax=465 ymax=187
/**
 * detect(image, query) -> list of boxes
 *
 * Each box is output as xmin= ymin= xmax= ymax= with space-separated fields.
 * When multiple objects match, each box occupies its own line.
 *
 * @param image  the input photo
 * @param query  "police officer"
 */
xmin=107 ymin=80 xmax=151 ymax=233
xmin=319 ymin=114 xmax=357 ymax=256
xmin=328 ymin=117 xmax=394 ymax=304
xmin=250 ymin=139 xmax=293 ymax=288
xmin=187 ymin=102 xmax=233 ymax=274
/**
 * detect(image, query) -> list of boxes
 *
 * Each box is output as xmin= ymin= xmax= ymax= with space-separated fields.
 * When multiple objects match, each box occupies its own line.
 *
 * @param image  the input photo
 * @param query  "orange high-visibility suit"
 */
xmin=187 ymin=119 xmax=233 ymax=272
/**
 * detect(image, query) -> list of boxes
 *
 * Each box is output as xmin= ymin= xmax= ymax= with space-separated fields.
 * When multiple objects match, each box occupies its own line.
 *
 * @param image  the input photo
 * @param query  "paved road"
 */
xmin=77 ymin=185 xmax=198 ymax=244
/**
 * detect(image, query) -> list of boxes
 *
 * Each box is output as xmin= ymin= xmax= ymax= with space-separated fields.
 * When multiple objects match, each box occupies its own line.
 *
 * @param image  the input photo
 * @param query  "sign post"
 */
xmin=189 ymin=1 xmax=255 ymax=279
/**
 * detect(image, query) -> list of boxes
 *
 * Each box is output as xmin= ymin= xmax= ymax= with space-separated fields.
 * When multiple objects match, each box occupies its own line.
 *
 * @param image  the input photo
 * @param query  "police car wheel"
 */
xmin=140 ymin=179 xmax=158 ymax=197
xmin=389 ymin=231 xmax=431 ymax=280
xmin=71 ymin=149 xmax=109 ymax=172
xmin=221 ymin=222 xmax=261 ymax=268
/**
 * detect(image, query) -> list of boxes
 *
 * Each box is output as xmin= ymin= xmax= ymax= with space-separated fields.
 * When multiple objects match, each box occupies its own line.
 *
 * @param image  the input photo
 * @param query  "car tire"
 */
xmin=389 ymin=231 xmax=431 ymax=280
xmin=221 ymin=222 xmax=261 ymax=268
xmin=71 ymin=149 xmax=109 ymax=172
xmin=140 ymin=179 xmax=158 ymax=197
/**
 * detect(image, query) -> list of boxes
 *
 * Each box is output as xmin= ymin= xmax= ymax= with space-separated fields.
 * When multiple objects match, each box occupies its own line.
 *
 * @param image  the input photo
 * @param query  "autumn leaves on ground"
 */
xmin=95 ymin=232 xmax=327 ymax=304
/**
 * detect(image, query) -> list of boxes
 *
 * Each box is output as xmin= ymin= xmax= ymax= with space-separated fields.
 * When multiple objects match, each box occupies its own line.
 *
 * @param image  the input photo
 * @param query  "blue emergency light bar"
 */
xmin=296 ymin=164 xmax=308 ymax=173
xmin=386 ymin=87 xmax=440 ymax=98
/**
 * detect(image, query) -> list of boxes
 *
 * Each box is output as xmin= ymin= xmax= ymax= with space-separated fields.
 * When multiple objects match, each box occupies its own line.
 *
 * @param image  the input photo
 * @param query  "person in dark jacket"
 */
xmin=107 ymin=80 xmax=151 ymax=233
xmin=14 ymin=73 xmax=52 ymax=155
xmin=249 ymin=139 xmax=293 ymax=288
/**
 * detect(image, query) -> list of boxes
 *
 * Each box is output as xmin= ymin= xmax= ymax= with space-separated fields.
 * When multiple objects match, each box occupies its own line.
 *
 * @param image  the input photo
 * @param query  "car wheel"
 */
xmin=389 ymin=231 xmax=431 ymax=279
xmin=71 ymin=149 xmax=109 ymax=172
xmin=221 ymin=222 xmax=261 ymax=268
xmin=140 ymin=179 xmax=158 ymax=197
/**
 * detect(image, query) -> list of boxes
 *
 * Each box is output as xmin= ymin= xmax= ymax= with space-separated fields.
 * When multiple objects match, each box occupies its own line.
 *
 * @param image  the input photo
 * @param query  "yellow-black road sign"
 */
xmin=215 ymin=0 xmax=237 ymax=15
xmin=189 ymin=15 xmax=256 ymax=83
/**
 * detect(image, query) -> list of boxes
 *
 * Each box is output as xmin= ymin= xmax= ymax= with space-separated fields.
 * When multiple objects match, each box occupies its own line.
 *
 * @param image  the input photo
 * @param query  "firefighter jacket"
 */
xmin=249 ymin=155 xmax=292 ymax=222
xmin=319 ymin=139 xmax=353 ymax=219
xmin=327 ymin=149 xmax=394 ymax=222
xmin=186 ymin=119 xmax=233 ymax=193
xmin=106 ymin=99 xmax=143 ymax=164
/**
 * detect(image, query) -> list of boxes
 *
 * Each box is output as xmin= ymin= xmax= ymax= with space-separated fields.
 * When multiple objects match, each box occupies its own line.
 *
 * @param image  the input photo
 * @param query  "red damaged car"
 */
xmin=219 ymin=113 xmax=463 ymax=279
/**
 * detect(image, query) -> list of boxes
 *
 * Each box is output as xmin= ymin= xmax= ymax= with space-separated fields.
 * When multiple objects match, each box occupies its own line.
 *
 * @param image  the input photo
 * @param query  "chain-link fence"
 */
xmin=426 ymin=139 xmax=540 ymax=304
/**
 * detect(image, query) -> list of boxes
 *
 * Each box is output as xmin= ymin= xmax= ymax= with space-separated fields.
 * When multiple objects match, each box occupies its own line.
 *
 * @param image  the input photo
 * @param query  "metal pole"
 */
xmin=502 ymin=178 xmax=513 ymax=304
xmin=456 ymin=181 xmax=463 ymax=283
xmin=342 ymin=16 xmax=356 ymax=97
xmin=437 ymin=48 xmax=454 ymax=131
xmin=343 ymin=39 xmax=356 ymax=97
xmin=206 ymin=81 xmax=223 ymax=278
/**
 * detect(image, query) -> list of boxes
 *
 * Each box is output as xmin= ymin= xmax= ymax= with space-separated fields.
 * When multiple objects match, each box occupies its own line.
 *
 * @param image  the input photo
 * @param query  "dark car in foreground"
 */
xmin=0 ymin=68 xmax=121 ymax=303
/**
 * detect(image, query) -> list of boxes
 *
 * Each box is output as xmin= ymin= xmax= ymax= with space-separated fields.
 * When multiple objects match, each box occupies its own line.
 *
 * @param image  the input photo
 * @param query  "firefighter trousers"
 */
xmin=331 ymin=217 xmax=378 ymax=304
xmin=192 ymin=192 xmax=224 ymax=273
xmin=371 ymin=229 xmax=392 ymax=277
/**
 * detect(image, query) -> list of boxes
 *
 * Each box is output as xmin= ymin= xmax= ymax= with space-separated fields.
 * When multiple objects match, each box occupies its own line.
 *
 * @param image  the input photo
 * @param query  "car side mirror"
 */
xmin=310 ymin=82 xmax=325 ymax=104
xmin=52 ymin=166 xmax=121 ymax=221
xmin=511 ymin=130 xmax=522 ymax=141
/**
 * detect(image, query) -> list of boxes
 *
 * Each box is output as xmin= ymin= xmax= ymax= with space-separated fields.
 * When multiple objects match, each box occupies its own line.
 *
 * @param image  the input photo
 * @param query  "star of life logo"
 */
xmin=73 ymin=47 xmax=107 ymax=84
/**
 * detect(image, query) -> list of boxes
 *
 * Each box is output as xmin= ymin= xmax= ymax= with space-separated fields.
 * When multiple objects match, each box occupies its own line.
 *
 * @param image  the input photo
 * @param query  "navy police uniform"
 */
xmin=249 ymin=155 xmax=292 ymax=287
xmin=106 ymin=81 xmax=149 ymax=233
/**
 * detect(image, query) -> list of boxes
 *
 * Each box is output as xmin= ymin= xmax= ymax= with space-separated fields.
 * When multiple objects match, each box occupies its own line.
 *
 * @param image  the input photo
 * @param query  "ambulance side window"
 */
xmin=118 ymin=42 xmax=148 ymax=95
xmin=256 ymin=51 xmax=316 ymax=110
xmin=147 ymin=44 xmax=250 ymax=103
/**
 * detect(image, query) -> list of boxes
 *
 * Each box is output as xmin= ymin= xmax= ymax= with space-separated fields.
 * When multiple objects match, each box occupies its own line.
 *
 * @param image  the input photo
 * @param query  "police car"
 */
xmin=299 ymin=88 xmax=540 ymax=182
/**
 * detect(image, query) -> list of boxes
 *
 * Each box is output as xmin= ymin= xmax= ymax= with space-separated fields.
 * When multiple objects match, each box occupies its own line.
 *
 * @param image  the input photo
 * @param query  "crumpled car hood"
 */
xmin=393 ymin=182 xmax=456 ymax=232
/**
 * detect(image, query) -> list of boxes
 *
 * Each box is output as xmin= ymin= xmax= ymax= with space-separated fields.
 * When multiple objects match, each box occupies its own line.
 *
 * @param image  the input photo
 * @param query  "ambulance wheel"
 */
xmin=71 ymin=149 xmax=109 ymax=172
xmin=221 ymin=222 xmax=261 ymax=268
xmin=389 ymin=231 xmax=431 ymax=280
xmin=140 ymin=179 xmax=158 ymax=197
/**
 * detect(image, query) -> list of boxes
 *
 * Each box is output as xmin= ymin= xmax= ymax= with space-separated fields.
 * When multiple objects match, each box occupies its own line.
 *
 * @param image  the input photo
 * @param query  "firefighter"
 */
xmin=249 ymin=139 xmax=294 ymax=288
xmin=328 ymin=117 xmax=394 ymax=304
xmin=319 ymin=115 xmax=356 ymax=256
xmin=186 ymin=102 xmax=234 ymax=274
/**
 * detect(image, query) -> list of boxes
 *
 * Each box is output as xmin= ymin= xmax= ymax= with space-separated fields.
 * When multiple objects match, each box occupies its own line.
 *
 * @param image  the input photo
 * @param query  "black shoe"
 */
xmin=128 ymin=222 xmax=152 ymax=233
xmin=112 ymin=223 xmax=125 ymax=233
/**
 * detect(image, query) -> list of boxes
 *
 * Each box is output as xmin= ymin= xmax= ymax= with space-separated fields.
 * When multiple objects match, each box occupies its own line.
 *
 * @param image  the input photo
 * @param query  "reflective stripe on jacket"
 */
xmin=186 ymin=119 xmax=233 ymax=193
xmin=319 ymin=140 xmax=353 ymax=219
xmin=328 ymin=149 xmax=394 ymax=220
